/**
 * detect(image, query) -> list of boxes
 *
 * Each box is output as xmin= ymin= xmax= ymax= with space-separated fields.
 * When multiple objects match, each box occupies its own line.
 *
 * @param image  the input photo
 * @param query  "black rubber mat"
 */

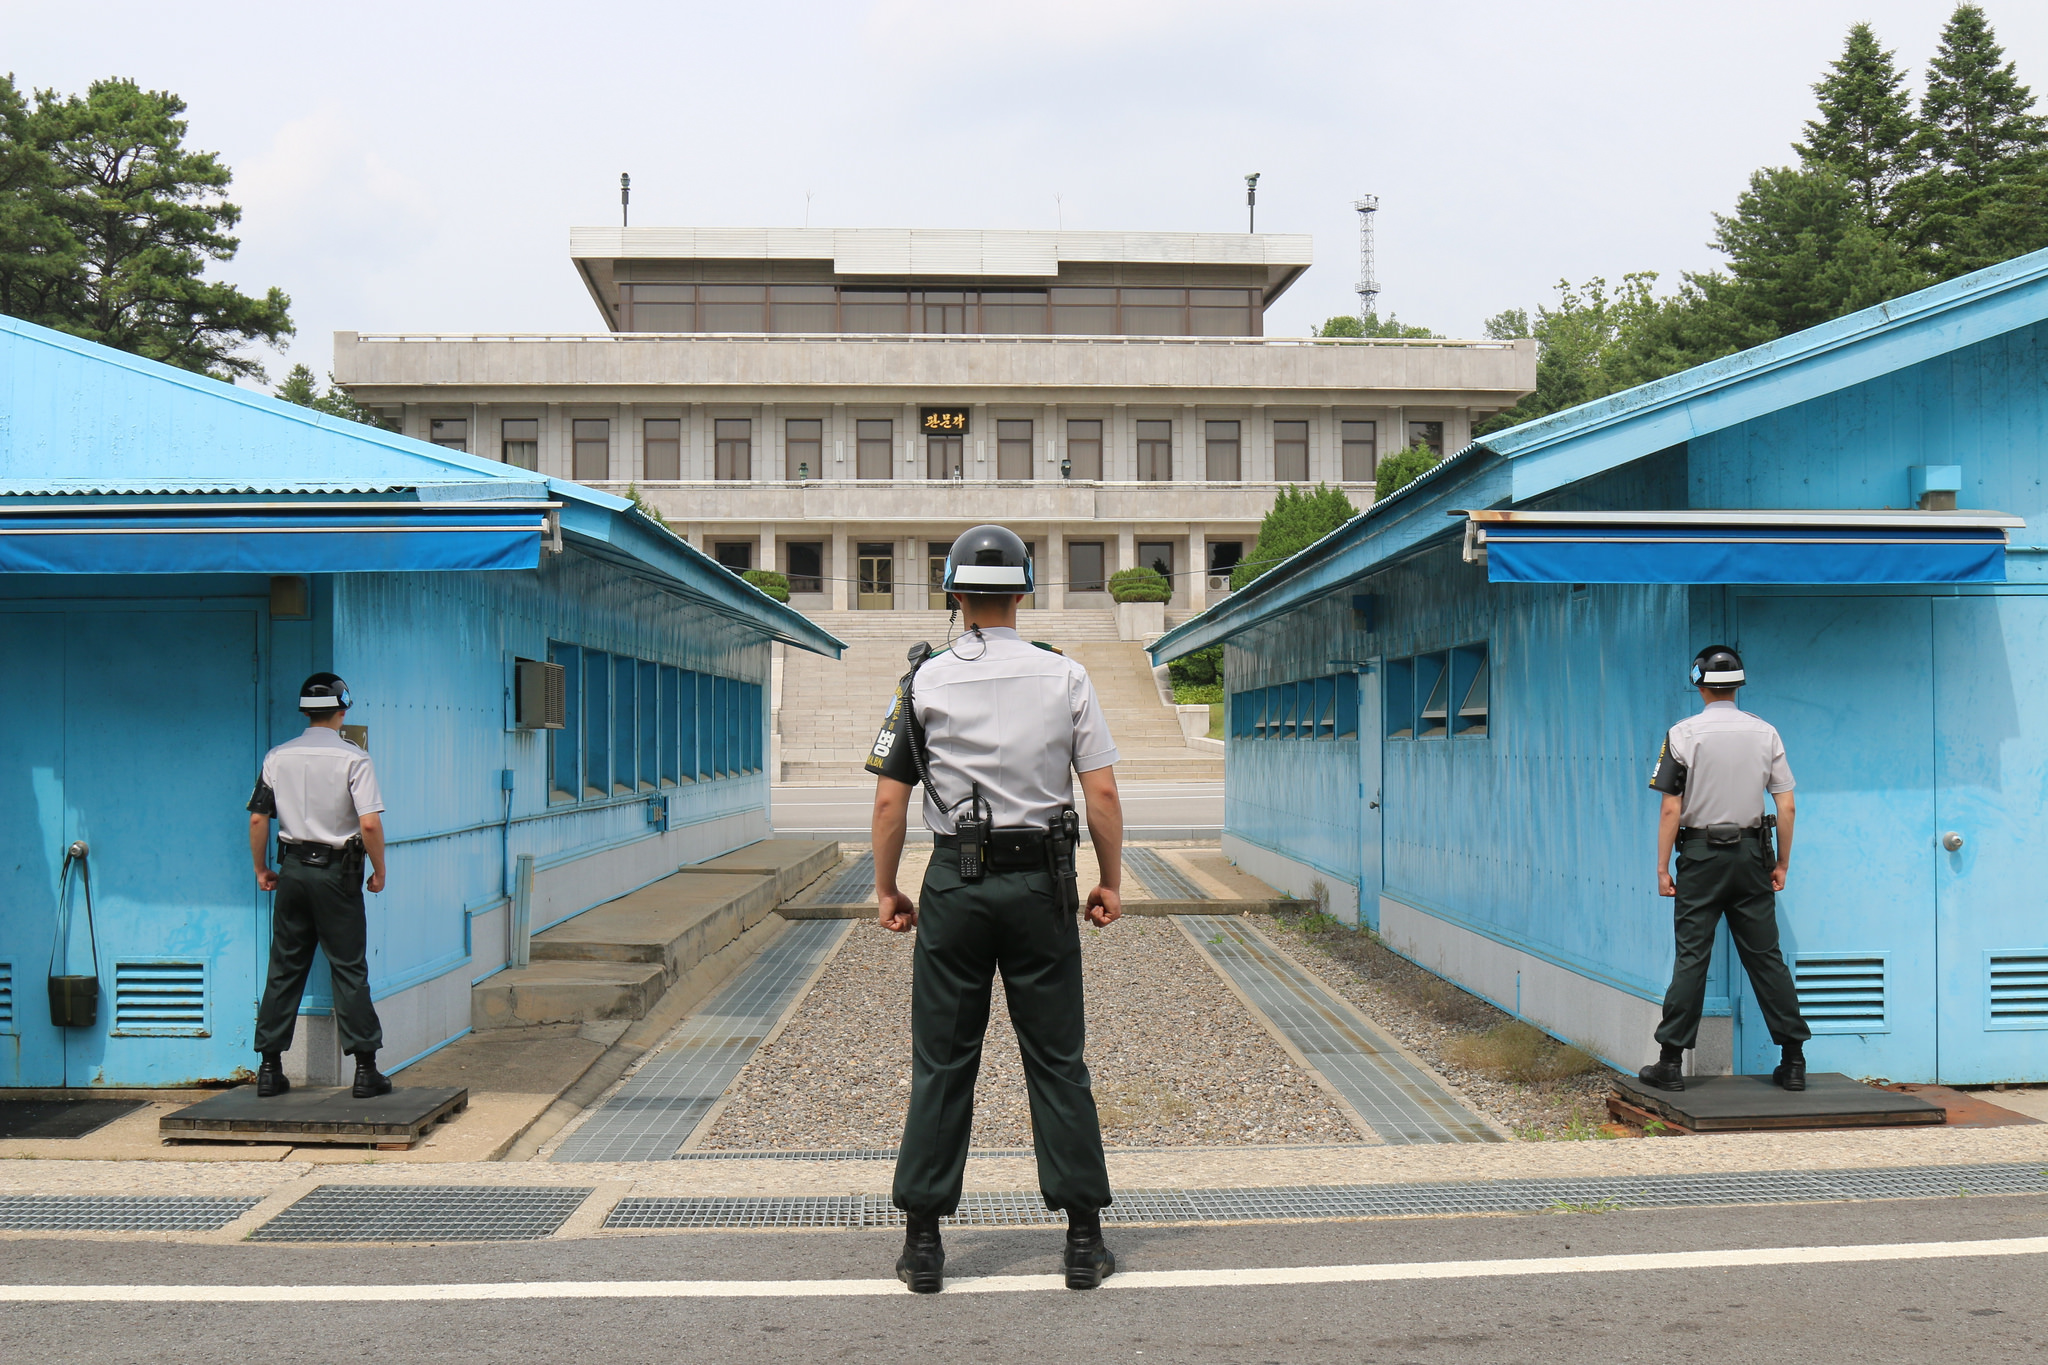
xmin=0 ymin=1098 xmax=147 ymax=1140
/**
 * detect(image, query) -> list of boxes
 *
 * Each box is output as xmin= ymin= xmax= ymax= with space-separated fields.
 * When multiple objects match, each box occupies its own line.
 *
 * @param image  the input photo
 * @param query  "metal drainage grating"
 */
xmin=1124 ymin=848 xmax=1210 ymax=901
xmin=818 ymin=852 xmax=876 ymax=905
xmin=0 ymin=1195 xmax=260 ymax=1233
xmin=250 ymin=1185 xmax=594 ymax=1242
xmin=599 ymin=1162 xmax=2048 ymax=1231
xmin=671 ymin=1148 xmax=1038 ymax=1162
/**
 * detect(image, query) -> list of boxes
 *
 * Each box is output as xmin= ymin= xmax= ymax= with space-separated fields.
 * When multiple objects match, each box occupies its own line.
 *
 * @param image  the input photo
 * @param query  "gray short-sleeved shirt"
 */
xmin=1649 ymin=700 xmax=1794 ymax=827
xmin=865 ymin=626 xmax=1118 ymax=835
xmin=247 ymin=727 xmax=385 ymax=847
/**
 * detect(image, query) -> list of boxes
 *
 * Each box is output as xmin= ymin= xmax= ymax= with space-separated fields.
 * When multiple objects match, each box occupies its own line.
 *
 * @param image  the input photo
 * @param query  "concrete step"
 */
xmin=472 ymin=960 xmax=669 ymax=1030
xmin=683 ymin=838 xmax=841 ymax=900
xmin=528 ymin=871 xmax=780 ymax=980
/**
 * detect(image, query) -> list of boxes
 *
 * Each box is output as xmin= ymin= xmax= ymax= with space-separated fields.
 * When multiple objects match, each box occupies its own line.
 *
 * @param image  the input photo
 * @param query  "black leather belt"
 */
xmin=281 ymin=840 xmax=359 ymax=866
xmin=1678 ymin=825 xmax=1763 ymax=841
xmin=935 ymin=828 xmax=1049 ymax=870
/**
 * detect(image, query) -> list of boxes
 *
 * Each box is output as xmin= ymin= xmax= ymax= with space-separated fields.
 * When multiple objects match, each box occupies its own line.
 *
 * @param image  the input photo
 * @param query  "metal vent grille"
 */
xmin=516 ymin=658 xmax=567 ymax=730
xmin=1794 ymin=954 xmax=1887 ymax=1033
xmin=0 ymin=961 xmax=12 ymax=1029
xmin=111 ymin=960 xmax=207 ymax=1035
xmin=1988 ymin=952 xmax=2048 ymax=1029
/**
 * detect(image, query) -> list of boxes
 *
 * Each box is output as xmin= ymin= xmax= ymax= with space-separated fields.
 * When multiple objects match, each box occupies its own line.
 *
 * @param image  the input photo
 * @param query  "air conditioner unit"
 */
xmin=514 ymin=658 xmax=567 ymax=729
xmin=1207 ymin=575 xmax=1233 ymax=591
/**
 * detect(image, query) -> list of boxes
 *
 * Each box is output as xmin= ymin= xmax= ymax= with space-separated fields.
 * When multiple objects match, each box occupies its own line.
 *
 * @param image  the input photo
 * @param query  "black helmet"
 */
xmin=299 ymin=672 xmax=353 ymax=713
xmin=1689 ymin=645 xmax=1745 ymax=689
xmin=941 ymin=524 xmax=1034 ymax=594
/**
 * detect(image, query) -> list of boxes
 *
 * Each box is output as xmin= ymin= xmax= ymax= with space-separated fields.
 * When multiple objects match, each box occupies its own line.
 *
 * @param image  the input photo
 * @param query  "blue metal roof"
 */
xmin=1151 ymin=243 xmax=2048 ymax=662
xmin=0 ymin=315 xmax=842 ymax=657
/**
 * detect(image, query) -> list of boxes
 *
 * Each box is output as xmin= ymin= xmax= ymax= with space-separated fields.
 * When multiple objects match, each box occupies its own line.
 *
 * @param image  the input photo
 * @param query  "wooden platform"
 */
xmin=1611 ymin=1072 xmax=1945 ymax=1134
xmin=160 ymin=1086 xmax=467 ymax=1149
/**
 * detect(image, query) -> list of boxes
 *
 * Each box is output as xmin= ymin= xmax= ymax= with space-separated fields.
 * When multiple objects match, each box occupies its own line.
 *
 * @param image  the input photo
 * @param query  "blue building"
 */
xmin=0 ymin=316 xmax=840 ymax=1089
xmin=1152 ymin=247 xmax=2048 ymax=1085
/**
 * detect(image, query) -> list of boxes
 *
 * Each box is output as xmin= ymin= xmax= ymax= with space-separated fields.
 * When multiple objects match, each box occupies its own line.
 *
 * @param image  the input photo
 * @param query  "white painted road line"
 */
xmin=5 ymin=1236 xmax=2046 ymax=1302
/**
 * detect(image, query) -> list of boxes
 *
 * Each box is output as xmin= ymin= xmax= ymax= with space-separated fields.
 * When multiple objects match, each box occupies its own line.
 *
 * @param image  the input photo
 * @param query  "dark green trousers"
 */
xmin=254 ymin=857 xmax=384 ymax=1057
xmin=893 ymin=857 xmax=1112 ymax=1219
xmin=1655 ymin=835 xmax=1811 ymax=1051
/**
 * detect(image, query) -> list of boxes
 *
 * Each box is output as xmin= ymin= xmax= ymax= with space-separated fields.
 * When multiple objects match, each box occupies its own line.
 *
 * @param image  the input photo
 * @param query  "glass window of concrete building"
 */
xmin=572 ymin=418 xmax=609 ymax=481
xmin=1274 ymin=420 xmax=1309 ymax=481
xmin=1342 ymin=420 xmax=1377 ymax=481
xmin=856 ymin=419 xmax=893 ymax=479
xmin=996 ymin=420 xmax=1033 ymax=479
xmin=643 ymin=418 xmax=681 ymax=480
xmin=331 ymin=225 xmax=1537 ymax=636
xmin=1137 ymin=420 xmax=1173 ymax=481
xmin=429 ymin=417 xmax=468 ymax=451
xmin=501 ymin=418 xmax=539 ymax=470
xmin=1205 ymin=420 xmax=1241 ymax=481
xmin=713 ymin=542 xmax=752 ymax=572
xmin=715 ymin=418 xmax=752 ymax=480
xmin=1065 ymin=420 xmax=1103 ymax=479
xmin=785 ymin=418 xmax=822 ymax=479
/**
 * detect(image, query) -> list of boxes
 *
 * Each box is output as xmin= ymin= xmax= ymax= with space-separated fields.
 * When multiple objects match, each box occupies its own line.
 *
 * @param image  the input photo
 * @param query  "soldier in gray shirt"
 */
xmin=866 ymin=525 xmax=1122 ymax=1295
xmin=1642 ymin=645 xmax=1810 ymax=1093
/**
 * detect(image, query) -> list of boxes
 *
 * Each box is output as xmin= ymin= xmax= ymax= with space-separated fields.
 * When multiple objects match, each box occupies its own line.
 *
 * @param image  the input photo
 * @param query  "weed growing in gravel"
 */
xmin=1445 ymin=1022 xmax=1598 ymax=1084
xmin=1549 ymin=1198 xmax=1622 ymax=1214
xmin=1097 ymin=1080 xmax=1194 ymax=1129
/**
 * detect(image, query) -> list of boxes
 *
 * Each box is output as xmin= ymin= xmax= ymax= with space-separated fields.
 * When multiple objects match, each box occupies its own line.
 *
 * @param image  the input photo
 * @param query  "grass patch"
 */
xmin=1207 ymin=701 xmax=1224 ymax=739
xmin=1444 ymin=1022 xmax=1599 ymax=1084
xmin=1173 ymin=681 xmax=1223 ymax=705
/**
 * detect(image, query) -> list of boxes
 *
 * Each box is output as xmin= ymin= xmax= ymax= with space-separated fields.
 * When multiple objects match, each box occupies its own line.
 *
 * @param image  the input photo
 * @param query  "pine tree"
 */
xmin=1795 ymin=23 xmax=1917 ymax=228
xmin=1917 ymin=4 xmax=2045 ymax=187
xmin=1231 ymin=485 xmax=1358 ymax=590
xmin=274 ymin=361 xmax=387 ymax=427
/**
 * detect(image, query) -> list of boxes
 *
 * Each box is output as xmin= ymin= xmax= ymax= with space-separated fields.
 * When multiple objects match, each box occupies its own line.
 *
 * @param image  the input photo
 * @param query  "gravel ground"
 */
xmin=698 ymin=915 xmax=1361 ymax=1150
xmin=1263 ymin=908 xmax=1621 ymax=1139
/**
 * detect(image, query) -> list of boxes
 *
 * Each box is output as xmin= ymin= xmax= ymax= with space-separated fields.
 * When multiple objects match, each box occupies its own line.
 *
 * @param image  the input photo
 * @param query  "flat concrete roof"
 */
xmin=568 ymin=226 xmax=1313 ymax=277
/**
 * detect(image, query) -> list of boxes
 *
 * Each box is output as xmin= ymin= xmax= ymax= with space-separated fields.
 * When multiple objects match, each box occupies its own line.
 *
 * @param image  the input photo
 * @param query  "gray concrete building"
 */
xmin=333 ymin=226 xmax=1536 ymax=615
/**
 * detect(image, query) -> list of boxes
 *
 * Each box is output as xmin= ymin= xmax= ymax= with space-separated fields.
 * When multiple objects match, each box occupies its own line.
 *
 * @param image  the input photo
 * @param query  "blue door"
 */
xmin=0 ymin=607 xmax=261 ymax=1087
xmin=1734 ymin=596 xmax=1938 ymax=1080
xmin=1931 ymin=595 xmax=2048 ymax=1082
xmin=1357 ymin=663 xmax=1384 ymax=929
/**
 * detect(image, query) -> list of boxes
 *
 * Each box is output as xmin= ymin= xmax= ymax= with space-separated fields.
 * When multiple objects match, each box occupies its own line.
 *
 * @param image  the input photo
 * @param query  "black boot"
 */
xmin=1063 ymin=1210 xmax=1116 ymax=1290
xmin=351 ymin=1051 xmax=393 ymax=1099
xmin=1773 ymin=1046 xmax=1807 ymax=1092
xmin=1637 ymin=1045 xmax=1685 ymax=1092
xmin=896 ymin=1213 xmax=945 ymax=1294
xmin=256 ymin=1053 xmax=290 ymax=1099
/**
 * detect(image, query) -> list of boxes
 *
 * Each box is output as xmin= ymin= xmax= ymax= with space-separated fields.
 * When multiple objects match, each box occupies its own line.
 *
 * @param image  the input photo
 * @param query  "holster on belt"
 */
xmin=1046 ymin=806 xmax=1081 ymax=916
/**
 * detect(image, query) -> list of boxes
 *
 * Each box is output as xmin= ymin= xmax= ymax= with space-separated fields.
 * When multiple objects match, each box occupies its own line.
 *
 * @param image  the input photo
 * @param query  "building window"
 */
xmin=1335 ymin=673 xmax=1360 ymax=738
xmin=996 ymin=419 xmax=1033 ymax=480
xmin=1341 ymin=420 xmax=1377 ymax=482
xmin=841 ymin=290 xmax=909 ymax=333
xmin=1208 ymin=541 xmax=1243 ymax=580
xmin=786 ymin=541 xmax=824 ymax=593
xmin=980 ymin=291 xmax=1047 ymax=333
xmin=549 ymin=642 xmax=580 ymax=802
xmin=501 ymin=418 xmax=539 ymax=471
xmin=1273 ymin=420 xmax=1309 ymax=482
xmin=1050 ymin=287 xmax=1117 ymax=334
xmin=785 ymin=418 xmax=822 ymax=480
xmin=429 ymin=418 xmax=468 ymax=451
xmin=700 ymin=285 xmax=767 ymax=332
xmin=1137 ymin=420 xmax=1174 ymax=481
xmin=626 ymin=283 xmax=694 ymax=331
xmin=1408 ymin=420 xmax=1444 ymax=456
xmin=1120 ymin=288 xmax=1185 ymax=335
xmin=927 ymin=434 xmax=963 ymax=480
xmin=713 ymin=542 xmax=753 ymax=573
xmin=582 ymin=649 xmax=611 ymax=797
xmin=1385 ymin=658 xmax=1415 ymax=740
xmin=643 ymin=418 xmax=682 ymax=480
xmin=1204 ymin=420 xmax=1240 ymax=481
xmin=1453 ymin=645 xmax=1489 ymax=737
xmin=769 ymin=285 xmax=837 ymax=332
xmin=1068 ymin=541 xmax=1106 ymax=593
xmin=1314 ymin=676 xmax=1336 ymax=739
xmin=613 ymin=655 xmax=639 ymax=794
xmin=918 ymin=291 xmax=970 ymax=333
xmin=1190 ymin=288 xmax=1255 ymax=336
xmin=714 ymin=418 xmax=752 ymax=481
xmin=1065 ymin=420 xmax=1103 ymax=480
xmin=1416 ymin=652 xmax=1452 ymax=739
xmin=572 ymin=418 xmax=610 ymax=482
xmin=855 ymin=419 xmax=893 ymax=479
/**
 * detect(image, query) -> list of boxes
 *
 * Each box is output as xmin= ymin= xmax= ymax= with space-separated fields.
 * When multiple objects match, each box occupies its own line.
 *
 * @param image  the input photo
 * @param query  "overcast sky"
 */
xmin=10 ymin=1 xmax=2046 ymax=383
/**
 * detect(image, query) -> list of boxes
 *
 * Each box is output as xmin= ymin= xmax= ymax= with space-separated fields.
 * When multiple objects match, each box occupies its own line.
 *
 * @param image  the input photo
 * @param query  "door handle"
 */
xmin=1941 ymin=831 xmax=1965 ymax=852
xmin=1368 ymin=801 xmax=1379 ymax=809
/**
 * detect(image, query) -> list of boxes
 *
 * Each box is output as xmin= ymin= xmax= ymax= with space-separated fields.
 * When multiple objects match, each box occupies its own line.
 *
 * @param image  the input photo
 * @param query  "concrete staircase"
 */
xmin=776 ymin=609 xmax=1221 ymax=783
xmin=471 ymin=840 xmax=839 ymax=1029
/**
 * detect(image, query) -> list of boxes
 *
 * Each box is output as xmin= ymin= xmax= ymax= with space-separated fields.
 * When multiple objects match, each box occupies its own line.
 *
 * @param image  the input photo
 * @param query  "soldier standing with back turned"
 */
xmin=866 ymin=524 xmax=1125 ymax=1294
xmin=1641 ymin=645 xmax=1812 ymax=1093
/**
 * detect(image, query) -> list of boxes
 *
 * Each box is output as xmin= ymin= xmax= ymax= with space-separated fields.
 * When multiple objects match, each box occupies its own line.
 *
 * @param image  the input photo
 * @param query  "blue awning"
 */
xmin=0 ymin=502 xmax=551 ymax=574
xmin=1463 ymin=509 xmax=2024 ymax=585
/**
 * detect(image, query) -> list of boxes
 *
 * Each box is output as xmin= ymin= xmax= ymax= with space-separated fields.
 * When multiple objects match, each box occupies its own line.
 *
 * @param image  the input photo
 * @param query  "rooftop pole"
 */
xmin=1244 ymin=172 xmax=1260 ymax=233
xmin=620 ymin=173 xmax=631 ymax=227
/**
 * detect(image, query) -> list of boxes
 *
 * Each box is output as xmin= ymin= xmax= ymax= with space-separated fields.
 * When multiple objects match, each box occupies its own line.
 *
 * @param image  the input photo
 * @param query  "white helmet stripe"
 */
xmin=1700 ymin=669 xmax=1745 ymax=684
xmin=951 ymin=564 xmax=1029 ymax=586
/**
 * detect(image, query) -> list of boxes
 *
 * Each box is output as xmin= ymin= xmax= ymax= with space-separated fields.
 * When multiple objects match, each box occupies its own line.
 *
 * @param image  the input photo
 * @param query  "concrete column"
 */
xmin=1112 ymin=404 xmax=1129 ymax=481
xmin=829 ymin=524 xmax=849 ymax=610
xmin=759 ymin=403 xmax=777 ymax=483
xmin=1181 ymin=404 xmax=1199 ymax=481
xmin=901 ymin=533 xmax=918 ymax=610
xmin=902 ymin=403 xmax=918 ymax=479
xmin=1186 ymin=524 xmax=1207 ymax=611
xmin=1116 ymin=523 xmax=1135 ymax=577
xmin=1047 ymin=524 xmax=1066 ymax=610
xmin=691 ymin=405 xmax=710 ymax=480
xmin=1322 ymin=405 xmax=1339 ymax=483
xmin=758 ymin=521 xmax=776 ymax=578
xmin=831 ymin=403 xmax=847 ymax=477
xmin=1389 ymin=406 xmax=1407 ymax=455
xmin=1043 ymin=403 xmax=1058 ymax=480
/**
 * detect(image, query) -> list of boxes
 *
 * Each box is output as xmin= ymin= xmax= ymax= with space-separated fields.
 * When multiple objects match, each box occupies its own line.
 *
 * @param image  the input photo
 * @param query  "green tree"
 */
xmin=274 ymin=362 xmax=387 ymax=426
xmin=5 ymin=77 xmax=291 ymax=380
xmin=1374 ymin=444 xmax=1442 ymax=500
xmin=1708 ymin=165 xmax=1923 ymax=337
xmin=1483 ymin=308 xmax=1530 ymax=339
xmin=1320 ymin=312 xmax=1436 ymax=339
xmin=742 ymin=569 xmax=790 ymax=602
xmin=1476 ymin=274 xmax=1673 ymax=432
xmin=1232 ymin=484 xmax=1357 ymax=590
xmin=1795 ymin=22 xmax=1918 ymax=229
xmin=624 ymin=484 xmax=671 ymax=530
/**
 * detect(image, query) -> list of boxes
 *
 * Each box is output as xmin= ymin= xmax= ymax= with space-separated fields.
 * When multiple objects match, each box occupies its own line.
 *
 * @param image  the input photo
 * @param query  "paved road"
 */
xmin=774 ymin=780 xmax=1224 ymax=840
xmin=2 ymin=1195 xmax=2040 ymax=1363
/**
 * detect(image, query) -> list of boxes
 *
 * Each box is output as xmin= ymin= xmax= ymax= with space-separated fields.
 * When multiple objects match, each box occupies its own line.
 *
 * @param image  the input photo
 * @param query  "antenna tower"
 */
xmin=1353 ymin=194 xmax=1380 ymax=321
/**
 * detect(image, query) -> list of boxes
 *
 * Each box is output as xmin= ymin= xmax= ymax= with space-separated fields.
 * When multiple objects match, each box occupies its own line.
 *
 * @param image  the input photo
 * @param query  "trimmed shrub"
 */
xmin=742 ymin=569 xmax=791 ymax=602
xmin=1168 ymin=642 xmax=1222 ymax=688
xmin=1375 ymin=443 xmax=1443 ymax=500
xmin=1107 ymin=565 xmax=1171 ymax=603
xmin=1232 ymin=484 xmax=1359 ymax=591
